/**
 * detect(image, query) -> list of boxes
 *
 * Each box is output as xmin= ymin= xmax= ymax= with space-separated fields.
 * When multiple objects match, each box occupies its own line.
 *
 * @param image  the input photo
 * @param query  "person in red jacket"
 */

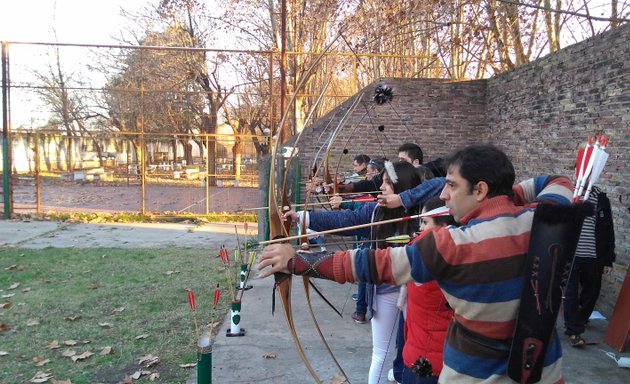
xmin=401 ymin=196 xmax=454 ymax=384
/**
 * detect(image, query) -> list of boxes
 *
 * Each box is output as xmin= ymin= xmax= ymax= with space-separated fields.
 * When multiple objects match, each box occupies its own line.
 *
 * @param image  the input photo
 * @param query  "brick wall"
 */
xmin=294 ymin=78 xmax=488 ymax=179
xmin=486 ymin=25 xmax=630 ymax=316
xmin=279 ymin=24 xmax=629 ymax=317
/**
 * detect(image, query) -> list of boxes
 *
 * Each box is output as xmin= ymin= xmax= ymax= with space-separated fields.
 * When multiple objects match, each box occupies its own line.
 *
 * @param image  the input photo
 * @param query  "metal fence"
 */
xmin=4 ymin=130 xmax=263 ymax=215
xmin=1 ymin=41 xmax=432 ymax=217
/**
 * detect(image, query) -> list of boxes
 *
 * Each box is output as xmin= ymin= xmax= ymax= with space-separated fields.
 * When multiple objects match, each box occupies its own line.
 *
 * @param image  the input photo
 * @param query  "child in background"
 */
xmin=398 ymin=196 xmax=455 ymax=384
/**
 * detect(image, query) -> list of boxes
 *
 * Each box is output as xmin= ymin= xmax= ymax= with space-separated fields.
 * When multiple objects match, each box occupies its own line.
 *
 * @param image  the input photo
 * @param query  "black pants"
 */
xmin=563 ymin=257 xmax=604 ymax=336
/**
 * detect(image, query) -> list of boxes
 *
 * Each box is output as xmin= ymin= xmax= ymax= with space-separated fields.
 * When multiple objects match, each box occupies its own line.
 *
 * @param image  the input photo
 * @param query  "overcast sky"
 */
xmin=0 ymin=0 xmax=150 ymax=43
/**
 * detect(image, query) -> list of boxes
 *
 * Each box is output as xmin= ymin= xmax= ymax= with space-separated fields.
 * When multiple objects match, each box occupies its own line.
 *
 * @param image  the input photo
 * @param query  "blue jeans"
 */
xmin=393 ymin=314 xmax=405 ymax=382
xmin=355 ymin=281 xmax=367 ymax=313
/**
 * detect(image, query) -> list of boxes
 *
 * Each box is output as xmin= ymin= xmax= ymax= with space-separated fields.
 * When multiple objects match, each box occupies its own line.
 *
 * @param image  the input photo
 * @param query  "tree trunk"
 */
xmin=544 ymin=0 xmax=560 ymax=52
xmin=232 ymin=136 xmax=242 ymax=181
xmin=486 ymin=0 xmax=514 ymax=71
xmin=182 ymin=139 xmax=193 ymax=165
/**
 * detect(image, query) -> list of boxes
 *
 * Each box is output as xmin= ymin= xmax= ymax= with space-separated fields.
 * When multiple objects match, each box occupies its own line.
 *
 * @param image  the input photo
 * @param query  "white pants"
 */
xmin=368 ymin=290 xmax=400 ymax=384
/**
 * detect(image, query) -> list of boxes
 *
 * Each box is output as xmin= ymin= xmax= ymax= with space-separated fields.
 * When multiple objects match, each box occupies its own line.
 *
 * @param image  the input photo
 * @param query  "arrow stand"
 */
xmin=226 ymin=299 xmax=246 ymax=337
xmin=197 ymin=341 xmax=212 ymax=384
xmin=236 ymin=264 xmax=253 ymax=291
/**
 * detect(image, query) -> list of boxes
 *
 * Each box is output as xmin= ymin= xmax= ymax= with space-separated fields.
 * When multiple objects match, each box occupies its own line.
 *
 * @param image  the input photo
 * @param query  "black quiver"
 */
xmin=507 ymin=202 xmax=593 ymax=383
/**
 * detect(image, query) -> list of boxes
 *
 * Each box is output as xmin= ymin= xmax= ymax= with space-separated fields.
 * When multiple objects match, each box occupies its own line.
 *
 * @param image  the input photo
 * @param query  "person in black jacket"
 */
xmin=563 ymin=186 xmax=616 ymax=346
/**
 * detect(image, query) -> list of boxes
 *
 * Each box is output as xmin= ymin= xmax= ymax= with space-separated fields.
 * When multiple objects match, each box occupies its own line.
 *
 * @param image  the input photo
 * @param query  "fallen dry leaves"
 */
xmin=99 ymin=346 xmax=113 ymax=355
xmin=7 ymin=282 xmax=20 ymax=290
xmin=61 ymin=349 xmax=76 ymax=357
xmin=1 ymin=300 xmax=11 ymax=309
xmin=64 ymin=315 xmax=81 ymax=321
xmin=262 ymin=352 xmax=276 ymax=359
xmin=4 ymin=264 xmax=24 ymax=270
xmin=26 ymin=319 xmax=40 ymax=326
xmin=179 ymin=363 xmax=196 ymax=368
xmin=71 ymin=351 xmax=93 ymax=362
xmin=30 ymin=370 xmax=53 ymax=383
xmin=0 ymin=322 xmax=9 ymax=331
xmin=33 ymin=356 xmax=51 ymax=366
xmin=112 ymin=306 xmax=125 ymax=314
xmin=205 ymin=321 xmax=221 ymax=329
xmin=51 ymin=380 xmax=72 ymax=384
xmin=44 ymin=340 xmax=61 ymax=350
xmin=331 ymin=374 xmax=348 ymax=384
xmin=130 ymin=370 xmax=151 ymax=379
xmin=135 ymin=333 xmax=149 ymax=340
xmin=98 ymin=322 xmax=113 ymax=328
xmin=138 ymin=354 xmax=160 ymax=367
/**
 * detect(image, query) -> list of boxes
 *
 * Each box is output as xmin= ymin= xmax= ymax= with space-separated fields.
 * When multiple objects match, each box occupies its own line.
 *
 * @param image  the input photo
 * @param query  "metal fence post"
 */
xmin=2 ymin=41 xmax=12 ymax=218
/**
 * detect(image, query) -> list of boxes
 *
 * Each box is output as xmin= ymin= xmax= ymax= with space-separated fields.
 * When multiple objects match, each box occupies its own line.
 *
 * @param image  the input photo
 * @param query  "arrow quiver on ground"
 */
xmin=508 ymin=202 xmax=593 ymax=384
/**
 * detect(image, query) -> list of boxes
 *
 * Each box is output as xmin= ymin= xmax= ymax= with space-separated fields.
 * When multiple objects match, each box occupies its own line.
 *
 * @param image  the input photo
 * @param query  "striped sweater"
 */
xmin=330 ymin=176 xmax=574 ymax=383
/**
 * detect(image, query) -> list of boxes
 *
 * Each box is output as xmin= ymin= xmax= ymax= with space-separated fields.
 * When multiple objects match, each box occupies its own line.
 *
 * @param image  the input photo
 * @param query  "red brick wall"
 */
xmin=486 ymin=25 xmax=629 ymax=316
xmin=295 ymin=78 xmax=488 ymax=179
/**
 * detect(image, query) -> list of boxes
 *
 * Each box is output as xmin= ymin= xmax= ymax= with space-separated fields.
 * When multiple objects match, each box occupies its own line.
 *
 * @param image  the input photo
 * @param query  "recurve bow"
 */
xmin=267 ymin=30 xmax=346 ymax=384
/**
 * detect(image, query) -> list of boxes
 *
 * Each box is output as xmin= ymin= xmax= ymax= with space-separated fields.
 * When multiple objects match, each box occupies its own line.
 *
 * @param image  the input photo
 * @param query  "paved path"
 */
xmin=1 ymin=219 xmax=628 ymax=384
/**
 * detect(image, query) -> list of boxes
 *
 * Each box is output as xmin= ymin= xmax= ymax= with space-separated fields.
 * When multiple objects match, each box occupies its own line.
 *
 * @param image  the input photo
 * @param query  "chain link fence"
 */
xmin=1 ymin=41 xmax=431 ymax=217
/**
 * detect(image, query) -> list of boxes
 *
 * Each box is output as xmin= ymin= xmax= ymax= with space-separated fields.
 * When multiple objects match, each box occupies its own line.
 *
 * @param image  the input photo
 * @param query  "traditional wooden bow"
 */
xmin=292 ymin=96 xmax=366 ymax=384
xmin=267 ymin=31 xmax=347 ymax=384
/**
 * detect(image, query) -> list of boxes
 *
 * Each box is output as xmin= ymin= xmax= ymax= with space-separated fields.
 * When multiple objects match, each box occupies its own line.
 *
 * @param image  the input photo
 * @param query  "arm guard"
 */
xmin=288 ymin=251 xmax=337 ymax=281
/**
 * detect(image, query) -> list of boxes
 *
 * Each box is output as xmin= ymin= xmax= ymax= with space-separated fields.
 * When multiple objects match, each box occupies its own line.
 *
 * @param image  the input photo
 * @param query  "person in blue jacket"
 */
xmin=286 ymin=161 xmax=424 ymax=384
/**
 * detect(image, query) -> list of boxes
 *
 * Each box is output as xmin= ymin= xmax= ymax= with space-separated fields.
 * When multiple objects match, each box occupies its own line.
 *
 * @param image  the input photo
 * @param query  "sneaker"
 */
xmin=351 ymin=293 xmax=359 ymax=301
xmin=387 ymin=368 xmax=395 ymax=382
xmin=568 ymin=334 xmax=586 ymax=347
xmin=351 ymin=311 xmax=367 ymax=324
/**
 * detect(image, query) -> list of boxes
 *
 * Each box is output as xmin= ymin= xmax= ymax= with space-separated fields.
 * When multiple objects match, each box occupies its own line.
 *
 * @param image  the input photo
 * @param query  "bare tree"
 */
xmin=33 ymin=46 xmax=109 ymax=171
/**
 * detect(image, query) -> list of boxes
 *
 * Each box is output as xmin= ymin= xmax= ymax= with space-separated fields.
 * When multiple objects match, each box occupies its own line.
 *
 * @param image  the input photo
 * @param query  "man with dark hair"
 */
xmin=259 ymin=144 xmax=574 ymax=383
xmin=398 ymin=143 xmax=424 ymax=167
xmin=353 ymin=154 xmax=371 ymax=176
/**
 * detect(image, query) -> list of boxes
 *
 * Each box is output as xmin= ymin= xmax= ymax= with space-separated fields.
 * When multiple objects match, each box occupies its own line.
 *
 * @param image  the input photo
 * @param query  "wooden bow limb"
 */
xmin=331 ymin=102 xmax=376 ymax=185
xmin=288 ymin=95 xmax=367 ymax=384
xmin=272 ymin=274 xmax=322 ymax=383
xmin=280 ymin=78 xmax=332 ymax=196
xmin=312 ymin=92 xmax=366 ymax=180
xmin=302 ymin=275 xmax=352 ymax=383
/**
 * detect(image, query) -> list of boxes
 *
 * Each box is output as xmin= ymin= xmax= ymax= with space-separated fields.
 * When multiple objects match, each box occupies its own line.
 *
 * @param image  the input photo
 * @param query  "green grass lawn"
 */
xmin=0 ymin=247 xmax=231 ymax=384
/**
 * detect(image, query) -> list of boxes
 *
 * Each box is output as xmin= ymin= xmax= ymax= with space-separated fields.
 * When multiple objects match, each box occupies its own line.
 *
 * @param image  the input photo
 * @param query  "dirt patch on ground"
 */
xmin=11 ymin=177 xmax=259 ymax=215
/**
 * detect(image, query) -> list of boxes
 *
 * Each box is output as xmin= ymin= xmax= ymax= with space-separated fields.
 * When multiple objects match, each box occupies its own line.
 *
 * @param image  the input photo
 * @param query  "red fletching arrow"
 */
xmin=351 ymin=195 xmax=376 ymax=203
xmin=187 ymin=290 xmax=196 ymax=311
xmin=213 ymin=284 xmax=221 ymax=309
xmin=219 ymin=246 xmax=230 ymax=267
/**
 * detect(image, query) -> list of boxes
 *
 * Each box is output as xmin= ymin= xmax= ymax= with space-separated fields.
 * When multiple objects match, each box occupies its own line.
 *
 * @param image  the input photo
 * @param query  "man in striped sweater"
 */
xmin=259 ymin=144 xmax=574 ymax=383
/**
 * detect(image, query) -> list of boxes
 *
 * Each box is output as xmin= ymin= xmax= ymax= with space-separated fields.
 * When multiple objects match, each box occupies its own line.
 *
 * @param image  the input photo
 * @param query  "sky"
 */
xmin=0 ymin=0 xmax=151 ymax=44
xmin=0 ymin=0 xmax=158 ymax=128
